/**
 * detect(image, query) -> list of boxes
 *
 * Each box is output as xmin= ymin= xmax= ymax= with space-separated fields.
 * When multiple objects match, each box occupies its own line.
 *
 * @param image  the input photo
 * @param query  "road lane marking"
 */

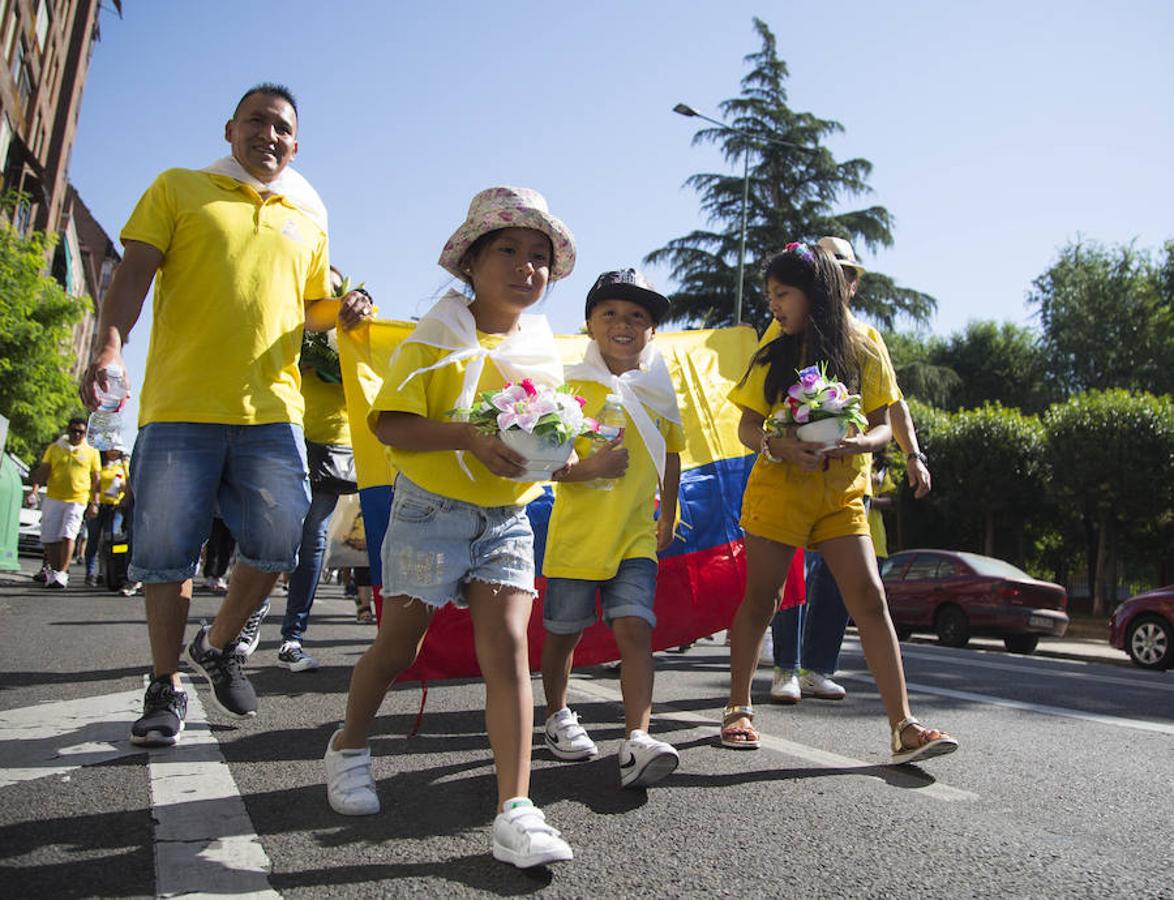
xmin=0 ymin=689 xmax=142 ymax=788
xmin=146 ymin=675 xmax=280 ymax=899
xmin=835 ymin=671 xmax=1174 ymax=735
xmin=845 ymin=639 xmax=1174 ymax=693
xmin=567 ymin=676 xmax=978 ymax=802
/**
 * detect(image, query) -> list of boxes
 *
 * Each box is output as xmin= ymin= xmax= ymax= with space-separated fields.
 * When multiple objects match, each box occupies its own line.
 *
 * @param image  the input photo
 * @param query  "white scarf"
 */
xmin=201 ymin=156 xmax=328 ymax=232
xmin=394 ymin=289 xmax=564 ymax=478
xmin=564 ymin=341 xmax=681 ymax=482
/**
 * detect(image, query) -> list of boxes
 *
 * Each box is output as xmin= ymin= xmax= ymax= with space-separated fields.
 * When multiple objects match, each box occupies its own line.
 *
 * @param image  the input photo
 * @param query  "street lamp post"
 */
xmin=673 ymin=102 xmax=807 ymax=326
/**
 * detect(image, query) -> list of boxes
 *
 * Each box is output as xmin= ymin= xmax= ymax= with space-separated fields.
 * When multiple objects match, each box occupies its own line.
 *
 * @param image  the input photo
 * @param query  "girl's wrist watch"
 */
xmin=907 ymin=451 xmax=928 ymax=465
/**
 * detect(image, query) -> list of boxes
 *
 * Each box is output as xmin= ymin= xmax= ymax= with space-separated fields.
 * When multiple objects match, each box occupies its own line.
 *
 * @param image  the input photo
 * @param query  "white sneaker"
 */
xmin=492 ymin=799 xmax=573 ymax=868
xmin=544 ymin=708 xmax=598 ymax=761
xmin=769 ymin=667 xmax=801 ymax=704
xmin=799 ymin=670 xmax=847 ymax=700
xmin=323 ymin=727 xmax=379 ymax=816
xmin=618 ymin=730 xmax=680 ymax=788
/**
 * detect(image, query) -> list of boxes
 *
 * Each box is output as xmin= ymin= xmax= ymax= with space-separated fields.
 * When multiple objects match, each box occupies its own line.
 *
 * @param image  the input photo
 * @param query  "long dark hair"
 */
xmin=741 ymin=244 xmax=861 ymax=406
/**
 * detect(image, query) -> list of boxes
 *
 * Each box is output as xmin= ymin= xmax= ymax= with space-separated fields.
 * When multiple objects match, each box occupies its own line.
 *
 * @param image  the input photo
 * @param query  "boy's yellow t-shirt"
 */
xmin=301 ymin=370 xmax=351 ymax=446
xmin=42 ymin=442 xmax=101 ymax=504
xmin=368 ymin=335 xmax=544 ymax=508
xmin=543 ymin=381 xmax=686 ymax=581
xmin=728 ymin=327 xmax=901 ymax=493
xmin=121 ymin=168 xmax=332 ymax=427
xmin=97 ymin=458 xmax=130 ymax=506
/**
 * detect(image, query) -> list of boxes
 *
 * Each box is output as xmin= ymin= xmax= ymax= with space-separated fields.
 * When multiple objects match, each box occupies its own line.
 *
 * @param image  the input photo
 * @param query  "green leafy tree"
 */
xmin=646 ymin=18 xmax=935 ymax=330
xmin=0 ymin=194 xmax=91 ymax=462
xmin=1029 ymin=240 xmax=1174 ymax=397
xmin=881 ymin=331 xmax=961 ymax=409
xmin=916 ymin=404 xmax=1051 ymax=561
xmin=1043 ymin=390 xmax=1174 ymax=615
xmin=932 ymin=321 xmax=1054 ymax=414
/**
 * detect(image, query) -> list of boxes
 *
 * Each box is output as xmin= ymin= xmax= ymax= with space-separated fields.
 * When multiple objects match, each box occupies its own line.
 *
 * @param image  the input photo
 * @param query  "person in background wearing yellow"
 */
xmin=27 ymin=417 xmax=101 ymax=589
xmin=83 ymin=443 xmax=130 ymax=587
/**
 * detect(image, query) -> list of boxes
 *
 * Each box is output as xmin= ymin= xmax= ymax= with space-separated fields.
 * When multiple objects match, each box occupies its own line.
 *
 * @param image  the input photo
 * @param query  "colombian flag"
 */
xmin=338 ymin=322 xmax=804 ymax=682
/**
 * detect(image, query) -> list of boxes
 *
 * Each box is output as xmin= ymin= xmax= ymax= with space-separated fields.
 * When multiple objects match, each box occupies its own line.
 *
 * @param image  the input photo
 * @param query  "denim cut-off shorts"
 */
xmin=128 ymin=422 xmax=310 ymax=583
xmin=543 ymin=556 xmax=659 ymax=634
xmin=380 ymin=476 xmax=536 ymax=609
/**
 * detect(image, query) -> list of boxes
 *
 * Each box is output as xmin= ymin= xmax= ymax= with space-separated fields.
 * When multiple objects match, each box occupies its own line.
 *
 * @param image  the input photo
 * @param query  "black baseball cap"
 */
xmin=584 ymin=268 xmax=670 ymax=324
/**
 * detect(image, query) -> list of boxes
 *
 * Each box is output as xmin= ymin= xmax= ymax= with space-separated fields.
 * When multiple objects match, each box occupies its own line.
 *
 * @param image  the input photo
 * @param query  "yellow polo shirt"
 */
xmin=302 ymin=370 xmax=351 ymax=446
xmin=42 ymin=441 xmax=100 ymax=504
xmin=368 ymin=336 xmax=544 ymax=508
xmin=543 ymin=381 xmax=685 ymax=580
xmin=121 ymin=168 xmax=332 ymax=427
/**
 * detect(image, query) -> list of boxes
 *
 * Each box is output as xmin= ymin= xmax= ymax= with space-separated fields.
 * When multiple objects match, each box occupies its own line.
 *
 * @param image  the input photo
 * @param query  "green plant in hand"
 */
xmin=300 ymin=277 xmax=366 ymax=384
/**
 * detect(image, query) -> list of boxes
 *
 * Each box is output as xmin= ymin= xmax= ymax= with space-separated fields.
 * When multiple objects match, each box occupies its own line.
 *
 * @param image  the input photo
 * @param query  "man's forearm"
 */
xmin=890 ymin=399 xmax=920 ymax=456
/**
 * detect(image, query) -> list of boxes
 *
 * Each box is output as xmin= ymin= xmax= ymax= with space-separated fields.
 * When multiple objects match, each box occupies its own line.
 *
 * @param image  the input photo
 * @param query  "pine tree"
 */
xmin=646 ymin=18 xmax=935 ymax=330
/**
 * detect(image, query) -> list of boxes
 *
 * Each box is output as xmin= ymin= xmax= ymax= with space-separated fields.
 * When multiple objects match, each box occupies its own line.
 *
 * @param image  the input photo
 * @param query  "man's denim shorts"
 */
xmin=128 ymin=422 xmax=310 ymax=583
xmin=543 ymin=556 xmax=659 ymax=634
xmin=380 ymin=475 xmax=535 ymax=609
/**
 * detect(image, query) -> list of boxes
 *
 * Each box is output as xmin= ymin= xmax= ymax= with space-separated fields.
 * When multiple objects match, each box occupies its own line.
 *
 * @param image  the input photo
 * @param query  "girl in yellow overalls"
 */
xmin=722 ymin=243 xmax=957 ymax=765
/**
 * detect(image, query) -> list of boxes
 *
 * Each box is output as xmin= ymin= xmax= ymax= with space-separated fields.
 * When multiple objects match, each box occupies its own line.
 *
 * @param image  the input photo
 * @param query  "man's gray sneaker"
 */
xmin=130 ymin=678 xmax=188 ymax=747
xmin=184 ymin=625 xmax=257 ymax=717
xmin=278 ymin=640 xmax=319 ymax=672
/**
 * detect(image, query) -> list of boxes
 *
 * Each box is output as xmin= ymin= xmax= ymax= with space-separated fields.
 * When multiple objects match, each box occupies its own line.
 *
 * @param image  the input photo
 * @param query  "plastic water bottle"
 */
xmin=589 ymin=393 xmax=626 ymax=491
xmin=88 ymin=365 xmax=128 ymax=451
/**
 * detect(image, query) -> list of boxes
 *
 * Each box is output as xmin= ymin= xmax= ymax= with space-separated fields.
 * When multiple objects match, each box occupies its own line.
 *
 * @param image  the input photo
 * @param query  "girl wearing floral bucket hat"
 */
xmin=324 ymin=186 xmax=578 ymax=868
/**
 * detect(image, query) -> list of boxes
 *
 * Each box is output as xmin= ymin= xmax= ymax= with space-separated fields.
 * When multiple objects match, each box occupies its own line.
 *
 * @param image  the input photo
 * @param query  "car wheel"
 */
xmin=894 ymin=626 xmax=913 ymax=642
xmin=1004 ymin=634 xmax=1039 ymax=654
xmin=935 ymin=605 xmax=970 ymax=648
xmin=1126 ymin=614 xmax=1173 ymax=670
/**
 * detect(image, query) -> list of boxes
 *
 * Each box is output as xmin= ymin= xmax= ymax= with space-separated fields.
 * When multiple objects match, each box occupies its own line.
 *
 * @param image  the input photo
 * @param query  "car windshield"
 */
xmin=957 ymin=552 xmax=1032 ymax=581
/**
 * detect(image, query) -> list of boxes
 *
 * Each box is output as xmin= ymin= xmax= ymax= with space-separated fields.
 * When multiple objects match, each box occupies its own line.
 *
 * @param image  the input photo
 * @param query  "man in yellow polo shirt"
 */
xmin=27 ymin=417 xmax=101 ymax=589
xmin=80 ymin=83 xmax=373 ymax=748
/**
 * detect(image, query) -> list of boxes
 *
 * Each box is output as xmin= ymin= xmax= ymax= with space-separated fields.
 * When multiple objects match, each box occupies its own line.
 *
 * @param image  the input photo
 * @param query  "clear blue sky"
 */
xmin=69 ymin=1 xmax=1174 ymax=433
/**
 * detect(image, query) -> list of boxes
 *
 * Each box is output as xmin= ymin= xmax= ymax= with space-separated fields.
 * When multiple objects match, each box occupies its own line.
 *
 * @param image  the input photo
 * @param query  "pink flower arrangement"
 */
xmin=766 ymin=363 xmax=869 ymax=434
xmin=451 ymin=379 xmax=593 ymax=445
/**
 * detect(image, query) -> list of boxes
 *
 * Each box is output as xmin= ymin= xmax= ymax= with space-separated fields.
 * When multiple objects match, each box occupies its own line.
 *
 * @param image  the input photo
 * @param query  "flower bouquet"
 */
xmin=450 ymin=379 xmax=594 ymax=480
xmin=300 ymin=276 xmax=366 ymax=384
xmin=765 ymin=363 xmax=869 ymax=450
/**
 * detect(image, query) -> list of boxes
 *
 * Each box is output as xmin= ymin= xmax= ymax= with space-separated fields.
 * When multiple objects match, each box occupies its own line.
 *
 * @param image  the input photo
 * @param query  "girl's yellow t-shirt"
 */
xmin=368 ymin=334 xmax=545 ymax=508
xmin=728 ymin=327 xmax=901 ymax=494
xmin=543 ymin=381 xmax=686 ymax=580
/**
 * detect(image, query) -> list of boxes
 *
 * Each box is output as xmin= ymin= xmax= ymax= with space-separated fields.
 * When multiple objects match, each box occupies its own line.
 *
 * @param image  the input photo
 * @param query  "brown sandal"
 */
xmin=720 ymin=705 xmax=760 ymax=750
xmin=890 ymin=716 xmax=958 ymax=765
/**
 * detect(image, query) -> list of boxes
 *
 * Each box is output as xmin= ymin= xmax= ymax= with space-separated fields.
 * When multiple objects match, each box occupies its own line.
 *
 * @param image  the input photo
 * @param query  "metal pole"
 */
xmin=734 ymin=146 xmax=750 ymax=326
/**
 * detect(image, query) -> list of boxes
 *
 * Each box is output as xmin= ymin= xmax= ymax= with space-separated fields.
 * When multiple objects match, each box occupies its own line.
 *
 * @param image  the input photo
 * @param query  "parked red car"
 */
xmin=880 ymin=550 xmax=1068 ymax=654
xmin=1109 ymin=585 xmax=1174 ymax=670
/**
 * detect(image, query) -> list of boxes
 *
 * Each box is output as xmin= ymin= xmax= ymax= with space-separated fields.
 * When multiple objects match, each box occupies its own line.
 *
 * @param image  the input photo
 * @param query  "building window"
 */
xmin=0 ymin=9 xmax=14 ymax=64
xmin=0 ymin=115 xmax=11 ymax=181
xmin=34 ymin=0 xmax=49 ymax=52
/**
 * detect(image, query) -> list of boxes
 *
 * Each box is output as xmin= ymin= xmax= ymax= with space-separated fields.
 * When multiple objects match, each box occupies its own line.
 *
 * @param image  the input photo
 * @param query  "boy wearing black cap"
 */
xmin=540 ymin=269 xmax=685 ymax=788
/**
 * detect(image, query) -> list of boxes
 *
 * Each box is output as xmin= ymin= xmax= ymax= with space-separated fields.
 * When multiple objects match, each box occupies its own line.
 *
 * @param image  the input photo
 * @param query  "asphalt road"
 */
xmin=1 ymin=558 xmax=1171 ymax=898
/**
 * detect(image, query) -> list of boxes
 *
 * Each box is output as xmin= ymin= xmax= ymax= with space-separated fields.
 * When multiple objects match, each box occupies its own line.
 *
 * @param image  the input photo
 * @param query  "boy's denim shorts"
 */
xmin=543 ymin=556 xmax=659 ymax=634
xmin=128 ymin=422 xmax=310 ymax=583
xmin=381 ymin=475 xmax=535 ymax=609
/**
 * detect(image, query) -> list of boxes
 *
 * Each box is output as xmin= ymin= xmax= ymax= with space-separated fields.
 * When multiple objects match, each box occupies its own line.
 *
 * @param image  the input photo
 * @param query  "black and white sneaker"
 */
xmin=184 ymin=626 xmax=257 ymax=717
xmin=235 ymin=598 xmax=271 ymax=657
xmin=543 ymin=707 xmax=598 ymax=761
xmin=278 ymin=641 xmax=319 ymax=672
xmin=130 ymin=678 xmax=188 ymax=747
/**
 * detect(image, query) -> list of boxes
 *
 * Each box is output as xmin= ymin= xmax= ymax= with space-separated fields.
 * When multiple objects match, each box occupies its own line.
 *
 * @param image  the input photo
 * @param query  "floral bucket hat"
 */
xmin=438 ymin=186 xmax=576 ymax=282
